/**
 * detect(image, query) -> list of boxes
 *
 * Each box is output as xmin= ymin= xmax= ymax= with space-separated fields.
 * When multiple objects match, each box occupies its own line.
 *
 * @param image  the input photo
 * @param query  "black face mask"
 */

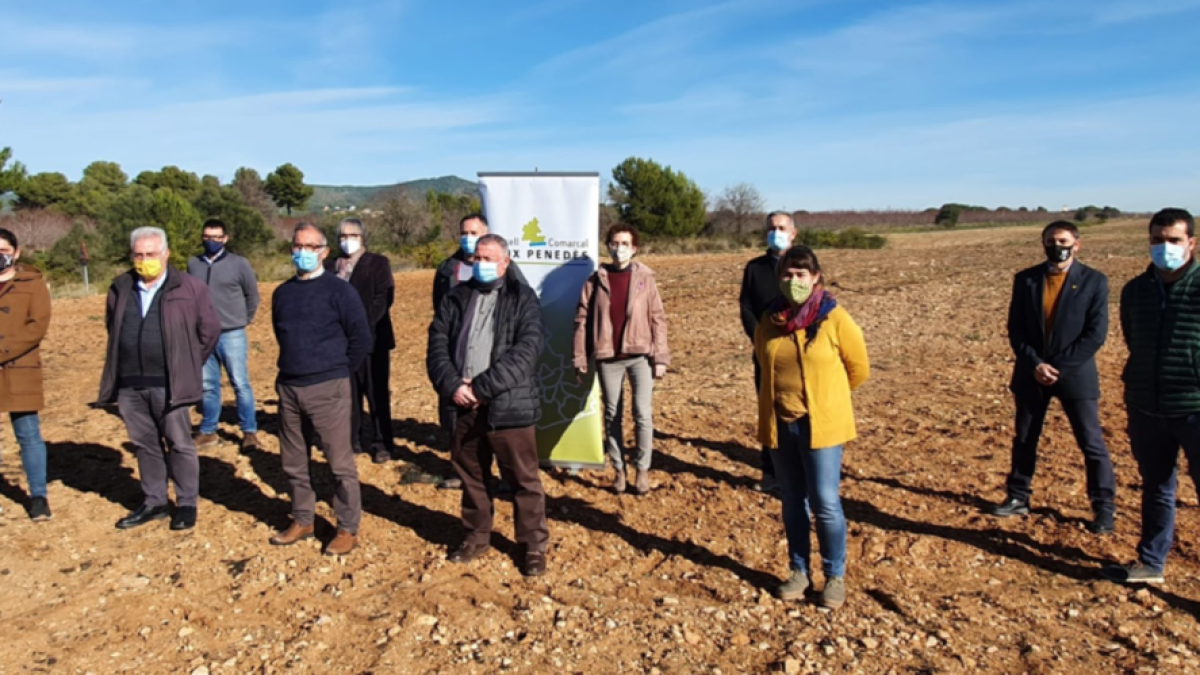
xmin=1044 ymin=244 xmax=1073 ymax=264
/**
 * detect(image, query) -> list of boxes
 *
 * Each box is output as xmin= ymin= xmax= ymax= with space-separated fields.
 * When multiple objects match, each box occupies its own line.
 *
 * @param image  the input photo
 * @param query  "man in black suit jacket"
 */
xmin=993 ymin=220 xmax=1116 ymax=533
xmin=327 ymin=218 xmax=396 ymax=464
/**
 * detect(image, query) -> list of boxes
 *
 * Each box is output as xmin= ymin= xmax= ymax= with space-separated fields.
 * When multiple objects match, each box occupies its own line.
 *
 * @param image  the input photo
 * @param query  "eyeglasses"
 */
xmin=132 ymin=252 xmax=162 ymax=261
xmin=291 ymin=243 xmax=326 ymax=252
xmin=201 ymin=235 xmax=227 ymax=242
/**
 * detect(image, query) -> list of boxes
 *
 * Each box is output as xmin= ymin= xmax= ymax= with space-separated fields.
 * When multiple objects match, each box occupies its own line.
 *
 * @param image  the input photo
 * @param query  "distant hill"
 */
xmin=309 ymin=176 xmax=477 ymax=211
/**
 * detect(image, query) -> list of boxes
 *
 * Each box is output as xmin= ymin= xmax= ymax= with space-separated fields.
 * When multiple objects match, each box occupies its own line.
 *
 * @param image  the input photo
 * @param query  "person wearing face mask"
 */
xmin=1104 ymin=208 xmax=1200 ymax=585
xmin=755 ymin=245 xmax=868 ymax=609
xmin=94 ymin=227 xmax=220 ymax=532
xmin=0 ymin=228 xmax=53 ymax=521
xmin=432 ymin=213 xmax=528 ymax=490
xmin=269 ymin=223 xmax=372 ymax=556
xmin=324 ymin=218 xmax=396 ymax=465
xmin=426 ymin=234 xmax=549 ymax=576
xmin=740 ymin=211 xmax=797 ymax=494
xmin=186 ymin=219 xmax=262 ymax=452
xmin=572 ymin=224 xmax=669 ymax=494
xmin=992 ymin=221 xmax=1116 ymax=533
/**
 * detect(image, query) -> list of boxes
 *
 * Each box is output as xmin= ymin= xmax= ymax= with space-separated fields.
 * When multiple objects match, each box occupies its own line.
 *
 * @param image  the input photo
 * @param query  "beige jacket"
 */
xmin=573 ymin=260 xmax=669 ymax=368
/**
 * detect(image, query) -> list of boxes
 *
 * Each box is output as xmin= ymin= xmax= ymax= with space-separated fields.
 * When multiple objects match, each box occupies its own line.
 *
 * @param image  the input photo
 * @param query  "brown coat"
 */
xmin=0 ymin=265 xmax=51 ymax=412
xmin=94 ymin=267 xmax=221 ymax=408
xmin=573 ymin=260 xmax=669 ymax=368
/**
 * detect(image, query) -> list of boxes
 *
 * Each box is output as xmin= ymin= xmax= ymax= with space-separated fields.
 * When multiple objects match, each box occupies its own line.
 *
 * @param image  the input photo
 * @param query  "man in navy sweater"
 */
xmin=269 ymin=223 xmax=372 ymax=556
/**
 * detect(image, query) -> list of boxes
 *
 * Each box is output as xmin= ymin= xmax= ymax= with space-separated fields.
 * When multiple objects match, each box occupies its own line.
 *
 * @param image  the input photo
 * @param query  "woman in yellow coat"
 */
xmin=755 ymin=245 xmax=869 ymax=609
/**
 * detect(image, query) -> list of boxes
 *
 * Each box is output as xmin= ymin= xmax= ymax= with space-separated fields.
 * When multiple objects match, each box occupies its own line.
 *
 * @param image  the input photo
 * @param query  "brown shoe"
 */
xmin=193 ymin=432 xmax=219 ymax=449
xmin=269 ymin=522 xmax=315 ymax=546
xmin=523 ymin=551 xmax=547 ymax=577
xmin=448 ymin=541 xmax=490 ymax=564
xmin=240 ymin=432 xmax=261 ymax=451
xmin=634 ymin=469 xmax=650 ymax=495
xmin=613 ymin=468 xmax=627 ymax=493
xmin=325 ymin=530 xmax=357 ymax=556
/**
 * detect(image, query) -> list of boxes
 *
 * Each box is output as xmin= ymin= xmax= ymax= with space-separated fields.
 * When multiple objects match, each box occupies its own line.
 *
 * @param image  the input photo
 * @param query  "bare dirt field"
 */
xmin=4 ymin=219 xmax=1199 ymax=674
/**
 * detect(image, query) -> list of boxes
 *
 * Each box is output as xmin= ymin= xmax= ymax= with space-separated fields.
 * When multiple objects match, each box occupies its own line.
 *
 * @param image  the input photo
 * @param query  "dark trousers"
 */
xmin=118 ymin=387 xmax=199 ymax=508
xmin=452 ymin=408 xmax=548 ymax=552
xmin=753 ymin=355 xmax=776 ymax=477
xmin=1005 ymin=390 xmax=1115 ymax=513
xmin=1128 ymin=408 xmax=1200 ymax=571
xmin=277 ymin=378 xmax=362 ymax=534
xmin=351 ymin=350 xmax=395 ymax=452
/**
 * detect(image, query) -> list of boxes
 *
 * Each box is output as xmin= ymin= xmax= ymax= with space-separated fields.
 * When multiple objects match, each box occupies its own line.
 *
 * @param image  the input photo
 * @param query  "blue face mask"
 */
xmin=203 ymin=240 xmax=224 ymax=257
xmin=292 ymin=249 xmax=320 ymax=273
xmin=473 ymin=261 xmax=500 ymax=284
xmin=461 ymin=235 xmax=479 ymax=255
xmin=767 ymin=230 xmax=792 ymax=252
xmin=1151 ymin=243 xmax=1189 ymax=272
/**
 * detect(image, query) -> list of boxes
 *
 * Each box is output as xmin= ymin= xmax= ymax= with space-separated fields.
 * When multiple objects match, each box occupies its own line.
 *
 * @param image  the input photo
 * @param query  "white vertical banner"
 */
xmin=477 ymin=172 xmax=605 ymax=468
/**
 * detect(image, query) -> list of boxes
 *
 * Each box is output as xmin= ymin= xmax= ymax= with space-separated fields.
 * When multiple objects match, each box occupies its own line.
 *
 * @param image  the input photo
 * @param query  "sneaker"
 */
xmin=1101 ymin=562 xmax=1164 ymax=585
xmin=28 ymin=497 xmax=52 ymax=522
xmin=776 ymin=569 xmax=811 ymax=601
xmin=193 ymin=432 xmax=219 ymax=449
xmin=1088 ymin=510 xmax=1115 ymax=535
xmin=372 ymin=447 xmax=392 ymax=465
xmin=634 ymin=469 xmax=650 ymax=495
xmin=821 ymin=576 xmax=846 ymax=609
xmin=991 ymin=497 xmax=1030 ymax=517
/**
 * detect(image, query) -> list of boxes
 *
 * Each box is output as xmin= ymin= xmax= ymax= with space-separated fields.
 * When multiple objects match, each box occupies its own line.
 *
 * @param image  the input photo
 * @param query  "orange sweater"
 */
xmin=1043 ymin=268 xmax=1067 ymax=337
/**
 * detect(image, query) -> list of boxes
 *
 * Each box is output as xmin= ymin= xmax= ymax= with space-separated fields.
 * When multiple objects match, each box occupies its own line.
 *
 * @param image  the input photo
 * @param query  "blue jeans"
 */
xmin=773 ymin=417 xmax=846 ymax=577
xmin=200 ymin=329 xmax=257 ymax=434
xmin=1128 ymin=408 xmax=1200 ymax=572
xmin=5 ymin=412 xmax=47 ymax=498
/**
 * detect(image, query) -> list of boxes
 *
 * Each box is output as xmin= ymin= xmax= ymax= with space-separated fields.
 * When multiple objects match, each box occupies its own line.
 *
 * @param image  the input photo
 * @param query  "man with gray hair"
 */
xmin=427 ymin=233 xmax=549 ymax=576
xmin=270 ymin=222 xmax=371 ymax=556
xmin=739 ymin=210 xmax=797 ymax=494
xmin=94 ymin=227 xmax=220 ymax=531
xmin=325 ymin=217 xmax=396 ymax=464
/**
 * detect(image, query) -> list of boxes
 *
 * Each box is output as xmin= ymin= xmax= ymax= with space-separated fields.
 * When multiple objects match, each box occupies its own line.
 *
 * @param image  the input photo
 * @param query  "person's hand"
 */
xmin=654 ymin=363 xmax=667 ymax=379
xmin=453 ymin=383 xmax=478 ymax=408
xmin=575 ymin=364 xmax=588 ymax=384
xmin=1034 ymin=363 xmax=1059 ymax=386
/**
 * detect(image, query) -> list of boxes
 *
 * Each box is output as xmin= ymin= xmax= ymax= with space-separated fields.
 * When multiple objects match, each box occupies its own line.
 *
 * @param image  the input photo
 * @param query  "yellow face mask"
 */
xmin=134 ymin=258 xmax=163 ymax=279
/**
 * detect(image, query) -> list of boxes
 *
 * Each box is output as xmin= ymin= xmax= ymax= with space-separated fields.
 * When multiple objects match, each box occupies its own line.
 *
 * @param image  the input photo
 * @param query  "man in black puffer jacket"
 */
xmin=1104 ymin=208 xmax=1200 ymax=586
xmin=427 ymin=234 xmax=548 ymax=577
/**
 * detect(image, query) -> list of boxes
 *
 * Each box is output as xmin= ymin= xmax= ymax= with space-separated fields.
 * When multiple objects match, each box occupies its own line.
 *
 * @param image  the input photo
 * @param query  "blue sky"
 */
xmin=3 ymin=0 xmax=1199 ymax=211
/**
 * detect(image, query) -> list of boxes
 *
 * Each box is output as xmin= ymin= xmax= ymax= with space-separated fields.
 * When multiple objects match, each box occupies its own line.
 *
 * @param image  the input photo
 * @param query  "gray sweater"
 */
xmin=187 ymin=251 xmax=261 ymax=331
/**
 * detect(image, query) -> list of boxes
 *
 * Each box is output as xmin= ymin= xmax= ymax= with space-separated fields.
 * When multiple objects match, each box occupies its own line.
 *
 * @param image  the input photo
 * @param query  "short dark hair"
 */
xmin=1041 ymin=220 xmax=1079 ymax=240
xmin=605 ymin=223 xmax=640 ymax=247
xmin=1149 ymin=208 xmax=1195 ymax=237
xmin=0 ymin=228 xmax=17 ymax=250
xmin=776 ymin=244 xmax=822 ymax=277
xmin=202 ymin=218 xmax=228 ymax=235
xmin=459 ymin=213 xmax=488 ymax=229
xmin=476 ymin=234 xmax=508 ymax=254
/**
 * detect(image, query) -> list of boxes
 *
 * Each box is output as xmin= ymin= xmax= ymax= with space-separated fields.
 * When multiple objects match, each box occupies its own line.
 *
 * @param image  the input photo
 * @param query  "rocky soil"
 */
xmin=2 ymin=220 xmax=1198 ymax=674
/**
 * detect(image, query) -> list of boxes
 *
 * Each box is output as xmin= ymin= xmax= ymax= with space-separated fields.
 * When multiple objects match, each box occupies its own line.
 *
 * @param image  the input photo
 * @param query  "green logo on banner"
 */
xmin=523 ymin=218 xmax=548 ymax=247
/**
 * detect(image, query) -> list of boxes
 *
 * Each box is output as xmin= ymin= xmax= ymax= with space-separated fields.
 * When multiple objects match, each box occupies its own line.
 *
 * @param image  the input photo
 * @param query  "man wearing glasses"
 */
xmin=269 ymin=223 xmax=372 ymax=556
xmin=94 ymin=227 xmax=220 ymax=531
xmin=326 ymin=218 xmax=396 ymax=464
xmin=187 ymin=218 xmax=262 ymax=451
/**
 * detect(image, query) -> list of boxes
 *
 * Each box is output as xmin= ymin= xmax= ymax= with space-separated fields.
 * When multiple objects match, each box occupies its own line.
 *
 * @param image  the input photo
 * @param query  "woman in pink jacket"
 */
xmin=573 ymin=225 xmax=669 ymax=495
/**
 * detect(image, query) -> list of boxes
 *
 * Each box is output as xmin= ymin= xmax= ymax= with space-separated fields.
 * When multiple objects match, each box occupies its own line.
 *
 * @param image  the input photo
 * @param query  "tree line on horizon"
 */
xmin=0 ymin=143 xmax=1128 ymax=289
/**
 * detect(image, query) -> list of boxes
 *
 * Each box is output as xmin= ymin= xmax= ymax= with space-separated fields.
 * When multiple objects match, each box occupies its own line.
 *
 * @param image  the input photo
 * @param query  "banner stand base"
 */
xmin=541 ymin=461 xmax=606 ymax=472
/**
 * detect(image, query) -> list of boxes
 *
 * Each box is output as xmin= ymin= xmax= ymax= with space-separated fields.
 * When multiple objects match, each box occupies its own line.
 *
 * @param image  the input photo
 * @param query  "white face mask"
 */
xmin=340 ymin=238 xmax=362 ymax=256
xmin=608 ymin=245 xmax=634 ymax=264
